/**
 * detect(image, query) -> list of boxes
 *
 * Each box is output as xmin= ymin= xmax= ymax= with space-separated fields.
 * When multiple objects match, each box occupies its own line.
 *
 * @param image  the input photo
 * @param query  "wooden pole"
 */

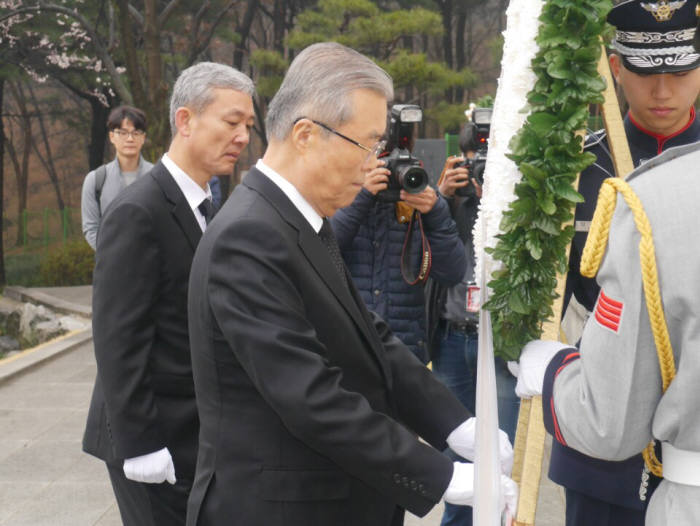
xmin=513 ymin=255 xmax=572 ymax=525
xmin=597 ymin=44 xmax=635 ymax=177
xmin=512 ymin=43 xmax=633 ymax=525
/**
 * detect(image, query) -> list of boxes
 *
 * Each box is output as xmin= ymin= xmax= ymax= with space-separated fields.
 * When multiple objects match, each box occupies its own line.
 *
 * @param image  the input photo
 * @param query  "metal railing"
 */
xmin=16 ymin=207 xmax=81 ymax=248
xmin=4 ymin=207 xmax=85 ymax=286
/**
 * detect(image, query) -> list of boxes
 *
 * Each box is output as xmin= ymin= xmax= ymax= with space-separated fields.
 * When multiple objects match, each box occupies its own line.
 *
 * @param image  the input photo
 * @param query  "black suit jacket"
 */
xmin=83 ymin=161 xmax=201 ymax=481
xmin=186 ymin=167 xmax=470 ymax=526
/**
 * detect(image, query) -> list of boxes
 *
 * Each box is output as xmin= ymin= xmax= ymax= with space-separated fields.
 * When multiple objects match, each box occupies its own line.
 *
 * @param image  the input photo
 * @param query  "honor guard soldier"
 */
xmin=517 ymin=140 xmax=700 ymax=526
xmin=539 ymin=1 xmax=700 ymax=525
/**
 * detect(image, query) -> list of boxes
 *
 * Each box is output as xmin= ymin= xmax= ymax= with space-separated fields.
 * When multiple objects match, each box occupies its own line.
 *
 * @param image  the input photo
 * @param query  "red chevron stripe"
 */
xmin=594 ymin=290 xmax=623 ymax=332
xmin=595 ymin=310 xmax=619 ymax=332
xmin=598 ymin=296 xmax=622 ymax=317
xmin=597 ymin=300 xmax=621 ymax=319
xmin=600 ymin=290 xmax=623 ymax=310
xmin=596 ymin=305 xmax=620 ymax=325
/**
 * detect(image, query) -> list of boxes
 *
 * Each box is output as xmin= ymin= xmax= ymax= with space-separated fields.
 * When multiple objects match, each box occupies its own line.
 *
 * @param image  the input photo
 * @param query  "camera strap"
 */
xmin=401 ymin=209 xmax=432 ymax=285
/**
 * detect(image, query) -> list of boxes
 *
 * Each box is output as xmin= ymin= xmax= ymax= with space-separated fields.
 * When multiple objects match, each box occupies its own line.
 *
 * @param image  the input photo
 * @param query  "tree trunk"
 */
xmin=465 ymin=7 xmax=475 ymax=102
xmin=53 ymin=78 xmax=112 ymax=171
xmin=272 ymin=0 xmax=285 ymax=54
xmin=8 ymin=82 xmax=31 ymax=247
xmin=116 ymin=0 xmax=147 ymax=109
xmin=88 ymin=96 xmax=110 ymax=170
xmin=218 ymin=174 xmax=231 ymax=200
xmin=26 ymin=82 xmax=65 ymax=210
xmin=0 ymin=79 xmax=7 ymax=285
xmin=143 ymin=0 xmax=169 ymax=156
xmin=233 ymin=0 xmax=260 ymax=70
xmin=443 ymin=0 xmax=454 ymax=67
xmin=455 ymin=9 xmax=467 ymax=102
xmin=440 ymin=0 xmax=454 ymax=103
xmin=252 ymin=96 xmax=267 ymax=149
xmin=402 ymin=35 xmax=415 ymax=103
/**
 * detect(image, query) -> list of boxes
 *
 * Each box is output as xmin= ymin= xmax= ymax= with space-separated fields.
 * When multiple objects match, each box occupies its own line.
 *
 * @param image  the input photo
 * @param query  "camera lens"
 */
xmin=398 ymin=165 xmax=428 ymax=194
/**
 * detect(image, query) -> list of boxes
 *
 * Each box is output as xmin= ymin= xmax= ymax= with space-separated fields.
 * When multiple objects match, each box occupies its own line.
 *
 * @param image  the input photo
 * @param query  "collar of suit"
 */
xmin=150 ymin=161 xmax=205 ymax=250
xmin=162 ymin=153 xmax=213 ymax=232
xmin=255 ymin=158 xmax=323 ymax=233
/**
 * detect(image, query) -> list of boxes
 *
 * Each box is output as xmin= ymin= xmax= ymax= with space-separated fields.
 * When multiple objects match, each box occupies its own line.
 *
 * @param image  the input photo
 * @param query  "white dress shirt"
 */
xmin=161 ymin=153 xmax=212 ymax=232
xmin=255 ymin=159 xmax=323 ymax=233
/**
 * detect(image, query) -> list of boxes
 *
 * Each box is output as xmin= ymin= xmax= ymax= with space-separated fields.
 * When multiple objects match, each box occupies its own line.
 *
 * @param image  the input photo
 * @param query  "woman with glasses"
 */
xmin=81 ymin=105 xmax=154 ymax=250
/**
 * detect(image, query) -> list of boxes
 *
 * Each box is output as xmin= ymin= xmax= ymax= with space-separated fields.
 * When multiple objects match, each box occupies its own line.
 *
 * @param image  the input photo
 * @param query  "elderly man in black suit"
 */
xmin=82 ymin=62 xmax=255 ymax=526
xmin=186 ymin=42 xmax=517 ymax=526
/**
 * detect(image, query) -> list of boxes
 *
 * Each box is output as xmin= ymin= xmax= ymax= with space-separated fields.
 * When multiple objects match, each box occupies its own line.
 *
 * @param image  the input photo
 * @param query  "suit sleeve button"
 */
xmin=393 ymin=473 xmax=401 ymax=484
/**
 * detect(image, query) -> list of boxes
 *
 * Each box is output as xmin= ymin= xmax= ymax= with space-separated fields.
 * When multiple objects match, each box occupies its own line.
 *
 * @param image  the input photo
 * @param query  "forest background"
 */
xmin=0 ymin=0 xmax=509 ymax=286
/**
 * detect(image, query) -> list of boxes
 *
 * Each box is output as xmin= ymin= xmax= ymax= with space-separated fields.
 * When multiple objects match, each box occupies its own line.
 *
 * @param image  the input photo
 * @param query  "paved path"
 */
xmin=0 ymin=286 xmax=565 ymax=525
xmin=0 ymin=341 xmax=121 ymax=525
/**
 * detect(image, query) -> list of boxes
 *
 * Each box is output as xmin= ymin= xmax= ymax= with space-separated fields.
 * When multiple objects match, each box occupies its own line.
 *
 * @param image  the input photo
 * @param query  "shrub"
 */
xmin=5 ymin=253 xmax=44 ymax=286
xmin=39 ymin=239 xmax=95 ymax=286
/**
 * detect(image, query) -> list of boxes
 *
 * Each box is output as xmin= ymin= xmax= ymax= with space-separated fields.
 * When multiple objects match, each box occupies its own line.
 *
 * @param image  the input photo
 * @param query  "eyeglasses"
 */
xmin=295 ymin=117 xmax=386 ymax=158
xmin=112 ymin=129 xmax=146 ymax=139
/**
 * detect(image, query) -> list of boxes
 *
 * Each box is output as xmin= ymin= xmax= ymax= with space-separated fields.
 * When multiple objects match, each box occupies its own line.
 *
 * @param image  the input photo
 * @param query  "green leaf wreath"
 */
xmin=484 ymin=0 xmax=614 ymax=361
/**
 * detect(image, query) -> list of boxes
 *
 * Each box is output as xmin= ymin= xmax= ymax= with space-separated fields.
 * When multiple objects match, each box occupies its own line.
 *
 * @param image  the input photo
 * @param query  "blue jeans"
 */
xmin=431 ymin=322 xmax=520 ymax=526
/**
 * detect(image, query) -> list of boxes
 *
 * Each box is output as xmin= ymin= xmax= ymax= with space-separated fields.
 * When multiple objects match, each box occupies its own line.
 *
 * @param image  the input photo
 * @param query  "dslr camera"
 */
xmin=456 ymin=107 xmax=491 ymax=198
xmin=376 ymin=104 xmax=429 ymax=202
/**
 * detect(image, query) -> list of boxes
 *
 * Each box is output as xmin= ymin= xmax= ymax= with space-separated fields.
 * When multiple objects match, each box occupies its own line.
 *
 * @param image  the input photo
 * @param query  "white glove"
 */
xmin=514 ymin=339 xmax=569 ymax=398
xmin=447 ymin=418 xmax=514 ymax=475
xmin=123 ymin=447 xmax=176 ymax=484
xmin=443 ymin=461 xmax=519 ymax=517
xmin=500 ymin=473 xmax=519 ymax=518
xmin=442 ymin=461 xmax=475 ymax=505
xmin=507 ymin=361 xmax=519 ymax=378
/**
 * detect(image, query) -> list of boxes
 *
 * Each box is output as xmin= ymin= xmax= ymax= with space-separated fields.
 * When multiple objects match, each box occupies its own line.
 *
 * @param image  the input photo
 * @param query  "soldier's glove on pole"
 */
xmin=442 ymin=461 xmax=475 ymax=505
xmin=443 ymin=461 xmax=519 ymax=517
xmin=500 ymin=472 xmax=518 ymax=518
xmin=447 ymin=417 xmax=514 ymax=475
xmin=123 ymin=447 xmax=177 ymax=484
xmin=514 ymin=340 xmax=570 ymax=398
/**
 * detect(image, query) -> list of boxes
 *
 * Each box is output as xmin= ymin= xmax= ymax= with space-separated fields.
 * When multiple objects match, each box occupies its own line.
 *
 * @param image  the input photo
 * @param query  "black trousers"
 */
xmin=106 ymin=461 xmax=192 ymax=526
xmin=565 ymin=488 xmax=646 ymax=526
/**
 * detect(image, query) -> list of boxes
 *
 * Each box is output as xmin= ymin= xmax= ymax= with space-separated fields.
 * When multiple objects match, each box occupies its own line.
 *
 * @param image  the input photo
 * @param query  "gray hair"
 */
xmin=169 ymin=62 xmax=255 ymax=136
xmin=265 ymin=42 xmax=394 ymax=141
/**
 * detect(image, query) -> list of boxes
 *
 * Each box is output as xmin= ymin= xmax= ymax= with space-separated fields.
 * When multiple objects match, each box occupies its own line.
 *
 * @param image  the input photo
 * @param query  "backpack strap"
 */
xmin=94 ymin=164 xmax=108 ymax=214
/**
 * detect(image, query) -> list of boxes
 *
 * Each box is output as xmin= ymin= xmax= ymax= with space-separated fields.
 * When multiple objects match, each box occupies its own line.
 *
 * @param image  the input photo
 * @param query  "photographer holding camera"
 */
xmin=330 ymin=105 xmax=466 ymax=363
xmin=425 ymin=114 xmax=520 ymax=526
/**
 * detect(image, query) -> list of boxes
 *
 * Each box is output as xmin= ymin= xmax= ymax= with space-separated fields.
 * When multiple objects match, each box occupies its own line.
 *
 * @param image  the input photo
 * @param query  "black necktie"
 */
xmin=318 ymin=218 xmax=348 ymax=289
xmin=198 ymin=198 xmax=213 ymax=226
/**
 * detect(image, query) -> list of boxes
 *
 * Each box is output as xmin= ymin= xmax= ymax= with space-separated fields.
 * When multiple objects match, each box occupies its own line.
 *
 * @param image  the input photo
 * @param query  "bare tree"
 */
xmin=3 ymin=0 xmax=241 ymax=156
xmin=25 ymin=81 xmax=65 ymax=211
xmin=232 ymin=0 xmax=260 ymax=69
xmin=0 ymin=78 xmax=7 ymax=284
xmin=5 ymin=81 xmax=32 ymax=246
